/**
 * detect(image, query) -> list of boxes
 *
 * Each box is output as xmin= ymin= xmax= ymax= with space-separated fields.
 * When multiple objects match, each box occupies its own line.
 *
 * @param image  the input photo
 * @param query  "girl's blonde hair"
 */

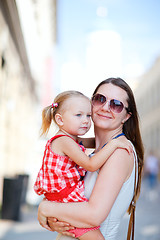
xmin=40 ymin=90 xmax=88 ymax=136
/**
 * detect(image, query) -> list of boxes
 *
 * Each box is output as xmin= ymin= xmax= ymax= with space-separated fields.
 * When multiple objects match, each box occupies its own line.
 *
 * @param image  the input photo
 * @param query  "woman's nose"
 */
xmin=101 ymin=101 xmax=111 ymax=112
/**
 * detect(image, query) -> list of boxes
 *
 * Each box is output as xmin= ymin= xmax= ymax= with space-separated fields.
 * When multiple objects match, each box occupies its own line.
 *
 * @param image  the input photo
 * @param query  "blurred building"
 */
xmin=134 ymin=57 xmax=160 ymax=157
xmin=0 ymin=0 xmax=57 ymax=204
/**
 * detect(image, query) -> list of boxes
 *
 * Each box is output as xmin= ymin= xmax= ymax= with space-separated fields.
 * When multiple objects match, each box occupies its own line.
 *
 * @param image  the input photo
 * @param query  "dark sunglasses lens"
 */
xmin=92 ymin=94 xmax=106 ymax=106
xmin=110 ymin=99 xmax=124 ymax=113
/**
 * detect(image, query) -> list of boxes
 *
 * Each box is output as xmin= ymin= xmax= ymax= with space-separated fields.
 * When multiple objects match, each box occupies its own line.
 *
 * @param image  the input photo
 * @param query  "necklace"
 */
xmin=101 ymin=132 xmax=125 ymax=149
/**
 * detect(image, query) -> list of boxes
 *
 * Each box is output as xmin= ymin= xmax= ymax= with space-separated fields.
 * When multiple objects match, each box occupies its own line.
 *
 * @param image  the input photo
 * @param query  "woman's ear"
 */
xmin=55 ymin=113 xmax=64 ymax=126
xmin=122 ymin=112 xmax=132 ymax=124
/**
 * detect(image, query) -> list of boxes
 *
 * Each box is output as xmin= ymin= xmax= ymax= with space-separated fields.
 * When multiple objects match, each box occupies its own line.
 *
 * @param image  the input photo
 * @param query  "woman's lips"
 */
xmin=97 ymin=113 xmax=112 ymax=119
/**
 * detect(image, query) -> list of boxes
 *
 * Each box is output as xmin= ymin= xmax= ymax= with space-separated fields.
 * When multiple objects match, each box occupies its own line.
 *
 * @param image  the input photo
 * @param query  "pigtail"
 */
xmin=40 ymin=105 xmax=53 ymax=136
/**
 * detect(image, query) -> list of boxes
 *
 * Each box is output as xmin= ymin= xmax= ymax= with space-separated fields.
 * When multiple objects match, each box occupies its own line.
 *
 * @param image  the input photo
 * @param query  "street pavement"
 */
xmin=119 ymin=178 xmax=160 ymax=240
xmin=0 ymin=178 xmax=160 ymax=240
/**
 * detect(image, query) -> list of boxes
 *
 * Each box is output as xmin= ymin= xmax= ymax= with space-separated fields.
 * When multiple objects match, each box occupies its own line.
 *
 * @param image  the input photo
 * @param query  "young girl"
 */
xmin=34 ymin=90 xmax=131 ymax=240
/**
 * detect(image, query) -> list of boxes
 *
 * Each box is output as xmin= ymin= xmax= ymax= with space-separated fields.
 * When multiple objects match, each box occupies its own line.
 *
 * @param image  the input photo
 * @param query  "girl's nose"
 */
xmin=83 ymin=116 xmax=89 ymax=123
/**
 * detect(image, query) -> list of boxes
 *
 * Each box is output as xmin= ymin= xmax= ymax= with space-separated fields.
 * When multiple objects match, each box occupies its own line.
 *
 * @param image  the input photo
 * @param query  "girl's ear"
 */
xmin=55 ymin=113 xmax=64 ymax=126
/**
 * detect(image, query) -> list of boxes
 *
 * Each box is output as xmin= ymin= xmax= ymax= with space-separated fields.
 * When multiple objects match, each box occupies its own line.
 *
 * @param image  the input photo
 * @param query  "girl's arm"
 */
xmin=58 ymin=136 xmax=132 ymax=172
xmin=38 ymin=148 xmax=133 ymax=228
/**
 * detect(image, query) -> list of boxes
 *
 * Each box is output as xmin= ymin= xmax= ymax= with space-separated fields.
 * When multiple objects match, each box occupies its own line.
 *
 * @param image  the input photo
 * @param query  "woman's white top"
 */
xmin=56 ymin=143 xmax=137 ymax=240
xmin=84 ymin=143 xmax=137 ymax=240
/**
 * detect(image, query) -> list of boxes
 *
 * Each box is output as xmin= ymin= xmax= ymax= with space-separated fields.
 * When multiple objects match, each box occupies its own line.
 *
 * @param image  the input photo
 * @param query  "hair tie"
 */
xmin=52 ymin=102 xmax=58 ymax=108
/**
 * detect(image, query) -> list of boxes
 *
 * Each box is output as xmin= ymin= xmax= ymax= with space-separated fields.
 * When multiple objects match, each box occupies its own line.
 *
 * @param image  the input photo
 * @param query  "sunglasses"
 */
xmin=91 ymin=93 xmax=129 ymax=113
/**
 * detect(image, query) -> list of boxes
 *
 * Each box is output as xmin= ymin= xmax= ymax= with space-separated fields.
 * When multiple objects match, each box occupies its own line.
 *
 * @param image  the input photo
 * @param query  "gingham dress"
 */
xmin=34 ymin=135 xmax=88 ymax=203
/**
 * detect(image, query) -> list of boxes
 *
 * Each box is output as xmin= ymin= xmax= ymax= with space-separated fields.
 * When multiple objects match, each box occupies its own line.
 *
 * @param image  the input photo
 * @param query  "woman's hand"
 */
xmin=48 ymin=217 xmax=76 ymax=237
xmin=38 ymin=200 xmax=75 ymax=237
xmin=38 ymin=201 xmax=53 ymax=232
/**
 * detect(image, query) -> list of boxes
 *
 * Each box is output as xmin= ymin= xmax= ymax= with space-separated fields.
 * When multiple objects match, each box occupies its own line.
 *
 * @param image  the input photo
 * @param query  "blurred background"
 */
xmin=0 ymin=0 xmax=160 ymax=239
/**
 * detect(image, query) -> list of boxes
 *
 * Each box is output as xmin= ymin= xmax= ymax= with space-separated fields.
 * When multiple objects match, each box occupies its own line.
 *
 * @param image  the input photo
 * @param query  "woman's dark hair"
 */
xmin=93 ymin=77 xmax=144 ymax=211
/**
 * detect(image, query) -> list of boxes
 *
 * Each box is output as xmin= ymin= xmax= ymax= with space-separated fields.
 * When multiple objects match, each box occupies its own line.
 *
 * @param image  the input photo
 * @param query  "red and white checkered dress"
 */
xmin=34 ymin=135 xmax=88 ymax=202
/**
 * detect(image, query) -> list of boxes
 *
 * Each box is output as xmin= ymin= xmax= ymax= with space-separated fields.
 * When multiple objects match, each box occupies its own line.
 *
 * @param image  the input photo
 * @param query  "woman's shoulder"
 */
xmin=100 ymin=146 xmax=134 ymax=181
xmin=109 ymin=145 xmax=133 ymax=163
xmin=113 ymin=138 xmax=135 ymax=164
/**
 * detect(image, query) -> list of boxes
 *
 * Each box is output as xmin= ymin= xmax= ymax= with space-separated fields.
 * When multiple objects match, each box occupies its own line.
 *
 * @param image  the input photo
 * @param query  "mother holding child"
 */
xmin=35 ymin=77 xmax=144 ymax=240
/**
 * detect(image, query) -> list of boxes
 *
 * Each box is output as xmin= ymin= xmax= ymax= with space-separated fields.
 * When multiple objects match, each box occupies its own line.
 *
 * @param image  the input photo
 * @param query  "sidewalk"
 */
xmin=0 ymin=179 xmax=160 ymax=240
xmin=119 ymin=178 xmax=160 ymax=239
xmin=0 ymin=205 xmax=57 ymax=240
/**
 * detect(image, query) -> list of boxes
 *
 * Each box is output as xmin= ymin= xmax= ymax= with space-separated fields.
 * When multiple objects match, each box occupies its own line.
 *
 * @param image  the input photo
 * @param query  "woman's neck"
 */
xmin=94 ymin=127 xmax=123 ymax=152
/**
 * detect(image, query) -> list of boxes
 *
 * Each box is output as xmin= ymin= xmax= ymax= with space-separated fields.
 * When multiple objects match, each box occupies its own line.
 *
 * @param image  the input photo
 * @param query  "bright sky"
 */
xmin=56 ymin=0 xmax=160 ymax=96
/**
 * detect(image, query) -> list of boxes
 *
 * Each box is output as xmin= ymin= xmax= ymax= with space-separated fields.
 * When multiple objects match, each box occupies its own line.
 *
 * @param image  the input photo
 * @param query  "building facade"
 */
xmin=0 ymin=0 xmax=57 ymax=204
xmin=134 ymin=57 xmax=160 ymax=157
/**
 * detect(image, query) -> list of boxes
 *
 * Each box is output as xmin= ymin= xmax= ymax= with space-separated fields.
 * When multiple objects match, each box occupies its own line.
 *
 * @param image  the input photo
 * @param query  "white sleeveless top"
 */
xmin=84 ymin=142 xmax=137 ymax=240
xmin=56 ymin=143 xmax=137 ymax=240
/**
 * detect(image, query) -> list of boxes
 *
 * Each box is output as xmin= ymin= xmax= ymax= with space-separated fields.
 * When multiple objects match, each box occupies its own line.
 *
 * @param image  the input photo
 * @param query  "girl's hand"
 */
xmin=48 ymin=217 xmax=75 ymax=237
xmin=112 ymin=138 xmax=133 ymax=154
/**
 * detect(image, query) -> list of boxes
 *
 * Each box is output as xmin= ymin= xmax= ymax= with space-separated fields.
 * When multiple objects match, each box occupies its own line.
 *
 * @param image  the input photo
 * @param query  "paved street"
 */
xmin=0 ymin=179 xmax=160 ymax=240
xmin=119 ymin=178 xmax=160 ymax=240
xmin=0 ymin=205 xmax=56 ymax=240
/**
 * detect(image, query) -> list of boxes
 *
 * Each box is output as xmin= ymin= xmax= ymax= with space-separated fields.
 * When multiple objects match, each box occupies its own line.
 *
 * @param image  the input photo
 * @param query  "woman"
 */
xmin=38 ymin=77 xmax=144 ymax=240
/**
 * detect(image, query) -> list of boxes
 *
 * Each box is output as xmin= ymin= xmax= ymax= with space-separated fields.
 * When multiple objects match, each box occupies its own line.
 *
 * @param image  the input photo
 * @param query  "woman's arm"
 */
xmin=57 ymin=136 xmax=132 ymax=172
xmin=78 ymin=137 xmax=95 ymax=148
xmin=38 ymin=148 xmax=133 ymax=228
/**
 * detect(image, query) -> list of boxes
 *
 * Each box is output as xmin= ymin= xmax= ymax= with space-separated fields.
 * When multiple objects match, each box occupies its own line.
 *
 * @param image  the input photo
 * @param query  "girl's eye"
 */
xmin=87 ymin=114 xmax=91 ymax=118
xmin=76 ymin=114 xmax=81 ymax=117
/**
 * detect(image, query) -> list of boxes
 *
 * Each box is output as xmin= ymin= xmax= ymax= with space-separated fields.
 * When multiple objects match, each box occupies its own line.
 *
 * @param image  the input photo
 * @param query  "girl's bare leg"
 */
xmin=79 ymin=229 xmax=104 ymax=240
xmin=56 ymin=233 xmax=77 ymax=239
xmin=56 ymin=229 xmax=104 ymax=240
